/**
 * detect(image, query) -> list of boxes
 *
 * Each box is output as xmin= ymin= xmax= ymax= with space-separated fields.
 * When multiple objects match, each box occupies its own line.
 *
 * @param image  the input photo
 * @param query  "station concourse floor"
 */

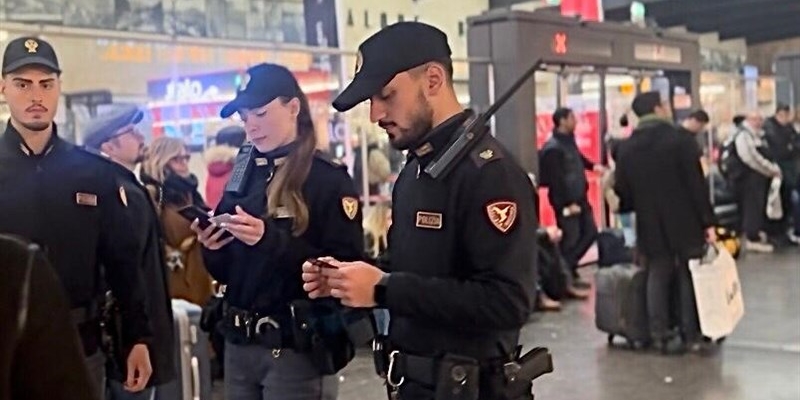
xmin=214 ymin=247 xmax=800 ymax=400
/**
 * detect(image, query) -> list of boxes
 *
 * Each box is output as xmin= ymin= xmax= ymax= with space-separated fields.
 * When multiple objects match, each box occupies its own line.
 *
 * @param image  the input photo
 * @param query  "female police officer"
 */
xmin=191 ymin=63 xmax=364 ymax=400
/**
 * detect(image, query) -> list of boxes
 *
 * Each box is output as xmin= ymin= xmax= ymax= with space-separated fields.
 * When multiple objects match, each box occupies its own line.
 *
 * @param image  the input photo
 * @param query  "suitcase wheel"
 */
xmin=716 ymin=337 xmax=726 ymax=345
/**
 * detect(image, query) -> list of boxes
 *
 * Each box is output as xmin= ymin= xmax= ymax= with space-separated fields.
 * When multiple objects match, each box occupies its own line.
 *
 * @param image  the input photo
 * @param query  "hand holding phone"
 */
xmin=178 ymin=205 xmax=213 ymax=229
xmin=307 ymin=258 xmax=339 ymax=270
xmin=183 ymin=206 xmax=233 ymax=250
xmin=208 ymin=213 xmax=234 ymax=226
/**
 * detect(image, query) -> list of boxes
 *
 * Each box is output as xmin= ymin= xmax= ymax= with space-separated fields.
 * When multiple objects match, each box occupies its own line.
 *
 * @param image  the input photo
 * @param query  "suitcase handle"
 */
xmin=191 ymin=357 xmax=201 ymax=400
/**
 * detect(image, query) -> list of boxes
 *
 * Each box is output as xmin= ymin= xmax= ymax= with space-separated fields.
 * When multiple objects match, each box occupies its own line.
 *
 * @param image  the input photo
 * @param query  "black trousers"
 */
xmin=644 ymin=255 xmax=701 ymax=342
xmin=737 ymin=172 xmax=770 ymax=241
xmin=555 ymin=201 xmax=598 ymax=274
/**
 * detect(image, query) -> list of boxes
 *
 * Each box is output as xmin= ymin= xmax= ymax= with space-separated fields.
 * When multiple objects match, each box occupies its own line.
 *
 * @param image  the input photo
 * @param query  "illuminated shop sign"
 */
xmin=147 ymin=70 xmax=246 ymax=104
xmin=634 ymin=43 xmax=682 ymax=64
xmin=550 ymin=32 xmax=612 ymax=58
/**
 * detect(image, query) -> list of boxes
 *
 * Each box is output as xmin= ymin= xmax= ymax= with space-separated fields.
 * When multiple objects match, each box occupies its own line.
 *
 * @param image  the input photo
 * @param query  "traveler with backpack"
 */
xmin=726 ymin=112 xmax=782 ymax=252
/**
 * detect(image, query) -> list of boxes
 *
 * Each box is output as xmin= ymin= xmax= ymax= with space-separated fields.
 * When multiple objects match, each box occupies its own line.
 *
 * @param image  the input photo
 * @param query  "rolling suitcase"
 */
xmin=595 ymin=264 xmax=650 ymax=348
xmin=597 ymin=229 xmax=634 ymax=267
xmin=156 ymin=299 xmax=212 ymax=400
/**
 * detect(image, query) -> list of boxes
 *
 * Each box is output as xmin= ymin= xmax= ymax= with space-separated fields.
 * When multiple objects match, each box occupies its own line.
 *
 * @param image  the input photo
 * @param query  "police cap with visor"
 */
xmin=220 ymin=63 xmax=301 ymax=119
xmin=332 ymin=21 xmax=452 ymax=112
xmin=2 ymin=36 xmax=61 ymax=75
xmin=83 ymin=105 xmax=144 ymax=150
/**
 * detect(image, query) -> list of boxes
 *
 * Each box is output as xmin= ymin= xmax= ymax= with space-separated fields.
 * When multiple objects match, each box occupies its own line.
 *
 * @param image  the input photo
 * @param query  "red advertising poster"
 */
xmin=560 ymin=0 xmax=580 ymax=17
xmin=536 ymin=110 xmax=603 ymax=227
xmin=560 ymin=0 xmax=603 ymax=22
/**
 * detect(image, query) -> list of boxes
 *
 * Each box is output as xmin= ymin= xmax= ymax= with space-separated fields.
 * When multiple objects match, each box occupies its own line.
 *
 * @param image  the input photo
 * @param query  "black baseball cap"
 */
xmin=2 ymin=36 xmax=61 ymax=75
xmin=332 ymin=22 xmax=452 ymax=112
xmin=220 ymin=63 xmax=300 ymax=119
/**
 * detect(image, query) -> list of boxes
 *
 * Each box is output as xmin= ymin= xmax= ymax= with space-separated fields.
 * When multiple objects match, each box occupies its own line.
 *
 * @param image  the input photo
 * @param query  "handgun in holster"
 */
xmin=501 ymin=347 xmax=554 ymax=399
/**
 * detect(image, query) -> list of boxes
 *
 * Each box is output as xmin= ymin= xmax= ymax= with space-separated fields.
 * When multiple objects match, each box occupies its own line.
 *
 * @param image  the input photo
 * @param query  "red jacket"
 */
xmin=204 ymin=145 xmax=238 ymax=210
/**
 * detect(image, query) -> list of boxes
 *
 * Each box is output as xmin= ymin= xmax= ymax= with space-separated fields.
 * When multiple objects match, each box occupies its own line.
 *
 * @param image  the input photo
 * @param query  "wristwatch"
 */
xmin=373 ymin=273 xmax=391 ymax=307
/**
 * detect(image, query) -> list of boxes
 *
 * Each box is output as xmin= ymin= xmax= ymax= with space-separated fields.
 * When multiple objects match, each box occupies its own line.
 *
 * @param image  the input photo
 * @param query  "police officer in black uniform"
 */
xmin=0 ymin=37 xmax=152 ymax=399
xmin=190 ymin=63 xmax=365 ymax=400
xmin=1 ymin=234 xmax=100 ymax=400
xmin=302 ymin=22 xmax=541 ymax=400
xmin=83 ymin=106 xmax=176 ymax=399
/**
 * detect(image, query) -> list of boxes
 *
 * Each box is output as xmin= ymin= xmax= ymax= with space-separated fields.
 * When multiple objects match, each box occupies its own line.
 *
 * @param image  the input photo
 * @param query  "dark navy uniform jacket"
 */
xmin=0 ymin=123 xmax=150 ymax=355
xmin=106 ymin=161 xmax=175 ymax=385
xmin=202 ymin=142 xmax=364 ymax=322
xmin=379 ymin=111 xmax=538 ymax=360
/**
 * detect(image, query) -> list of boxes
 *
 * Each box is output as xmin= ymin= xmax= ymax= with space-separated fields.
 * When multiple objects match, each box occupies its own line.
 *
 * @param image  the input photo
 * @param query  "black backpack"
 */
xmin=718 ymin=129 xmax=746 ymax=181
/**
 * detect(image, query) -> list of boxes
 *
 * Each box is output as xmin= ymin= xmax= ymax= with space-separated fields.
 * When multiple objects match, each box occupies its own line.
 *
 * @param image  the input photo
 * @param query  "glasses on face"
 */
xmin=106 ymin=128 xmax=143 ymax=143
xmin=170 ymin=154 xmax=191 ymax=163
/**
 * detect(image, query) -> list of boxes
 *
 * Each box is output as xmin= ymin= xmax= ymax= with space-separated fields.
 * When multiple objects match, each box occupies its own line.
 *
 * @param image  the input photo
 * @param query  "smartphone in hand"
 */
xmin=178 ymin=206 xmax=233 ymax=239
xmin=177 ymin=205 xmax=213 ymax=229
xmin=307 ymin=258 xmax=338 ymax=270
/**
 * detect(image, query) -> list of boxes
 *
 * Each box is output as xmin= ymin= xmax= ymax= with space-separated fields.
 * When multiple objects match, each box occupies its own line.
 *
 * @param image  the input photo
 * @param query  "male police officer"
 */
xmin=0 ymin=37 xmax=152 ymax=399
xmin=84 ymin=106 xmax=176 ymax=399
xmin=302 ymin=22 xmax=540 ymax=400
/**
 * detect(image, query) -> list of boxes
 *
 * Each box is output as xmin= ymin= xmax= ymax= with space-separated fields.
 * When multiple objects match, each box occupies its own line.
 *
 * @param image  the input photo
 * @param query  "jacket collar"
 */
xmin=551 ymin=129 xmax=577 ymax=144
xmin=255 ymin=140 xmax=299 ymax=167
xmin=740 ymin=121 xmax=763 ymax=137
xmin=407 ymin=110 xmax=472 ymax=168
xmin=633 ymin=114 xmax=673 ymax=132
xmin=2 ymin=120 xmax=62 ymax=158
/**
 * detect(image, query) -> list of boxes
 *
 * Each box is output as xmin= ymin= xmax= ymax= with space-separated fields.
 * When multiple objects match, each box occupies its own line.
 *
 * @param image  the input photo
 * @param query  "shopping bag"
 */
xmin=766 ymin=177 xmax=783 ymax=220
xmin=689 ymin=245 xmax=745 ymax=341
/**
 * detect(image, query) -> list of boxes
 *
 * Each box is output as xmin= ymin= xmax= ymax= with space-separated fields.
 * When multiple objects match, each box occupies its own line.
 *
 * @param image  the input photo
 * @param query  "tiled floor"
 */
xmin=214 ymin=247 xmax=800 ymax=400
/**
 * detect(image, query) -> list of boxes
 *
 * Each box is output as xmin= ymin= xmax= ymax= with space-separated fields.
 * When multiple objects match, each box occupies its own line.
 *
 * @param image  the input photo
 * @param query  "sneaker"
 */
xmin=788 ymin=232 xmax=800 ymax=245
xmin=745 ymin=240 xmax=774 ymax=253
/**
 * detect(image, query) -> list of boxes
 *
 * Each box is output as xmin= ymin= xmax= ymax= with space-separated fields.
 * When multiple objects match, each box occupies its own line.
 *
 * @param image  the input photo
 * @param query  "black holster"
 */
xmin=434 ymin=354 xmax=480 ymax=400
xmin=99 ymin=291 xmax=129 ymax=382
xmin=290 ymin=299 xmax=375 ymax=375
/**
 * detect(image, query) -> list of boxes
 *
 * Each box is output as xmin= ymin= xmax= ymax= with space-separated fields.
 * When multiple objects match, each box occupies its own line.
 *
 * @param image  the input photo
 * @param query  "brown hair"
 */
xmin=266 ymin=91 xmax=317 ymax=236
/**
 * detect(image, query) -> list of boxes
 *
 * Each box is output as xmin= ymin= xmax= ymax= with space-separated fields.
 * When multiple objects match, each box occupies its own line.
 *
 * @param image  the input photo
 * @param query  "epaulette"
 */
xmin=77 ymin=145 xmax=118 ymax=168
xmin=78 ymin=145 xmax=139 ymax=180
xmin=314 ymin=150 xmax=347 ymax=169
xmin=468 ymin=136 xmax=505 ymax=169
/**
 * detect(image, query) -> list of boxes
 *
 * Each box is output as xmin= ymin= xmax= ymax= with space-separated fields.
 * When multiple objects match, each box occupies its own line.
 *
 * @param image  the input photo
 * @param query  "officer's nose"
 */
xmin=369 ymin=100 xmax=386 ymax=124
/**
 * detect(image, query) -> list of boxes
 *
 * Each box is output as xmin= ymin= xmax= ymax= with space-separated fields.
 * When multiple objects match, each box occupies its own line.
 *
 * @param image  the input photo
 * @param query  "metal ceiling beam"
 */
xmin=717 ymin=12 xmax=800 ymax=41
xmin=655 ymin=0 xmax=789 ymax=27
xmin=684 ymin=1 xmax=800 ymax=33
xmin=733 ymin=22 xmax=800 ymax=44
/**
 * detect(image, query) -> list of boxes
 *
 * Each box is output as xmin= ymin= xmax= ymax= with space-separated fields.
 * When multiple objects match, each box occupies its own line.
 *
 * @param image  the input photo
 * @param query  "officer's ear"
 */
xmin=424 ymin=63 xmax=447 ymax=96
xmin=99 ymin=140 xmax=115 ymax=155
xmin=286 ymin=97 xmax=301 ymax=120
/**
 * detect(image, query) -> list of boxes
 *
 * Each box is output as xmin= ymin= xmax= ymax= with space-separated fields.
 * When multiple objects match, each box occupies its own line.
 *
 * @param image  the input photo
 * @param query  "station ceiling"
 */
xmin=603 ymin=0 xmax=800 ymax=44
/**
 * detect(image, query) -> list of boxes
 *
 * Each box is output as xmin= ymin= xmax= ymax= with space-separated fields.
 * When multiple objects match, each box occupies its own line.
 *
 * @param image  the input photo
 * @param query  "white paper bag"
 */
xmin=689 ymin=246 xmax=745 ymax=340
xmin=766 ymin=177 xmax=783 ymax=220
